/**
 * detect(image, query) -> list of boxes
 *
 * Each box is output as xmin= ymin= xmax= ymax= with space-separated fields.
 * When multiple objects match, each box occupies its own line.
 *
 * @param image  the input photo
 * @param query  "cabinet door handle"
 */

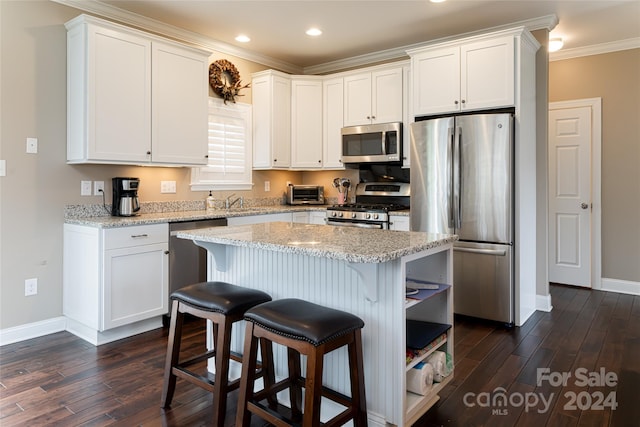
xmin=461 ymin=99 xmax=466 ymax=104
xmin=164 ymin=250 xmax=170 ymax=255
xmin=454 ymin=100 xmax=459 ymax=105
xmin=146 ymin=151 xmax=151 ymax=155
xmin=131 ymin=234 xmax=149 ymax=238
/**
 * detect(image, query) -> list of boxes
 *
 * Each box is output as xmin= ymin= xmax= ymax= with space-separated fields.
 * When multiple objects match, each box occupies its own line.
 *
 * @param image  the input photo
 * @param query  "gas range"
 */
xmin=326 ymin=182 xmax=410 ymax=229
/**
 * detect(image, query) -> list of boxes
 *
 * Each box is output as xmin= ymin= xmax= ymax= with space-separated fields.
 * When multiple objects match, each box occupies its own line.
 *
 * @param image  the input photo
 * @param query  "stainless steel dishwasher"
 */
xmin=168 ymin=218 xmax=228 ymax=314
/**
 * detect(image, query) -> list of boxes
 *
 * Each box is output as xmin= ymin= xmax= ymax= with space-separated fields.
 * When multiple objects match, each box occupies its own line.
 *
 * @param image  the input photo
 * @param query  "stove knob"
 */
xmin=351 ymin=213 xmax=357 ymax=219
xmin=374 ymin=213 xmax=379 ymax=220
xmin=366 ymin=213 xmax=371 ymax=219
xmin=339 ymin=212 xmax=344 ymax=218
xmin=331 ymin=211 xmax=337 ymax=217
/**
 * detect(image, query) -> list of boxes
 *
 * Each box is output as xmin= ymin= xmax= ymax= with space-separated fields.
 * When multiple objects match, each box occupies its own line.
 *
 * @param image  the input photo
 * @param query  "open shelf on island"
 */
xmin=405 ymin=375 xmax=453 ymax=425
xmin=405 ymin=279 xmax=451 ymax=309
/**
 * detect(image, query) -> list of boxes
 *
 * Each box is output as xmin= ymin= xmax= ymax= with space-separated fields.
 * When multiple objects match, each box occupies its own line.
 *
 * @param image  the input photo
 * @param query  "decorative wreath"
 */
xmin=209 ymin=59 xmax=250 ymax=104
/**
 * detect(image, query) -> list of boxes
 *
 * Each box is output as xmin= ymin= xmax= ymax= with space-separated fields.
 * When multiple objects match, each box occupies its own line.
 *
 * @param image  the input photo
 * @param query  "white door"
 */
xmin=548 ymin=106 xmax=592 ymax=287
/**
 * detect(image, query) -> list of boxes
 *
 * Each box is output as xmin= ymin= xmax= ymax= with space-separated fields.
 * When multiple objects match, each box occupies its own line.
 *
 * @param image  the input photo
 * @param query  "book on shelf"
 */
xmin=405 ymin=279 xmax=450 ymax=301
xmin=406 ymin=320 xmax=451 ymax=350
xmin=406 ymin=332 xmax=447 ymax=364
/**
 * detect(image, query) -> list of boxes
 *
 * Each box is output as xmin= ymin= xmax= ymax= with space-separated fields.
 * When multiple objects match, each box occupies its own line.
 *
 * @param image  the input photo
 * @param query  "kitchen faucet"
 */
xmin=225 ymin=193 xmax=244 ymax=209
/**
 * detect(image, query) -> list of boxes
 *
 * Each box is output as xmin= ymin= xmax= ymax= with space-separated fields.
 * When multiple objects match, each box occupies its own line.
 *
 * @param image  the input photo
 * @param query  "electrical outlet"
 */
xmin=26 ymin=137 xmax=38 ymax=154
xmin=81 ymin=180 xmax=92 ymax=196
xmin=94 ymin=181 xmax=105 ymax=196
xmin=25 ymin=278 xmax=37 ymax=296
xmin=160 ymin=181 xmax=176 ymax=193
xmin=264 ymin=181 xmax=270 ymax=192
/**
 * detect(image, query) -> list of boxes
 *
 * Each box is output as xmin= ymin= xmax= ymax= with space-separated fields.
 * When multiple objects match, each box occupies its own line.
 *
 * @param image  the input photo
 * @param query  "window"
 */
xmin=190 ymin=98 xmax=253 ymax=191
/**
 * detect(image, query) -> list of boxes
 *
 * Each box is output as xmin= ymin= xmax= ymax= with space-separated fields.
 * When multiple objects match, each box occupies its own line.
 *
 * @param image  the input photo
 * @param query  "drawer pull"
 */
xmin=130 ymin=234 xmax=149 ymax=238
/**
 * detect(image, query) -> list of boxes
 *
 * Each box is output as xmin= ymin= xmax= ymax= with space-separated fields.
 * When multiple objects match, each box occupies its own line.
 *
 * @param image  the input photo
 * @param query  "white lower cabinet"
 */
xmin=227 ymin=212 xmax=293 ymax=226
xmin=292 ymin=211 xmax=310 ymax=223
xmin=389 ymin=215 xmax=410 ymax=231
xmin=309 ymin=211 xmax=327 ymax=225
xmin=63 ymin=223 xmax=169 ymax=345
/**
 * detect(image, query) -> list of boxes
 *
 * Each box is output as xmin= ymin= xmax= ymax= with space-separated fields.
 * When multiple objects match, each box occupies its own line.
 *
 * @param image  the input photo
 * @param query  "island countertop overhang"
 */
xmin=176 ymin=221 xmax=457 ymax=264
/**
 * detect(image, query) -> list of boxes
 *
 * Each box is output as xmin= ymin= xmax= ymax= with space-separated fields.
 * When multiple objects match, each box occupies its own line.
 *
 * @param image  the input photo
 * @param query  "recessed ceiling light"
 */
xmin=235 ymin=34 xmax=250 ymax=43
xmin=306 ymin=28 xmax=322 ymax=37
xmin=430 ymin=0 xmax=447 ymax=3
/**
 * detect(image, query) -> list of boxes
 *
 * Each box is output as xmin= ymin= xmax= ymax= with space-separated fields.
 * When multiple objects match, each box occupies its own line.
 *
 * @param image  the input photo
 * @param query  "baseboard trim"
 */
xmin=0 ymin=316 xmax=67 ymax=347
xmin=536 ymin=293 xmax=553 ymax=312
xmin=601 ymin=278 xmax=640 ymax=296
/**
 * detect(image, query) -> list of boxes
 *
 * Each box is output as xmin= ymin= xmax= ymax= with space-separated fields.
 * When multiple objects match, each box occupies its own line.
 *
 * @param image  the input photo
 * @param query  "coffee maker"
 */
xmin=112 ymin=177 xmax=140 ymax=216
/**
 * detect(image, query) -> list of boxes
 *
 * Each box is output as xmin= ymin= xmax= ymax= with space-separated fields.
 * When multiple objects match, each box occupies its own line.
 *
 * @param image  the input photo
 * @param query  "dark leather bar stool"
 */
xmin=236 ymin=298 xmax=368 ymax=427
xmin=160 ymin=281 xmax=272 ymax=426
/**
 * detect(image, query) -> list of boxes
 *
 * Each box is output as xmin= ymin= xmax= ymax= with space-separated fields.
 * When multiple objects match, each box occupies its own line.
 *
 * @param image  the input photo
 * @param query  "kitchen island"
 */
xmin=177 ymin=222 xmax=457 ymax=427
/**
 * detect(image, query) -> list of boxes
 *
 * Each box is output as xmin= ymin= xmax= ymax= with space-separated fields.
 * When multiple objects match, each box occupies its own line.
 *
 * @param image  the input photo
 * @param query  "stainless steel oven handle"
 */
xmin=453 ymin=247 xmax=506 ymax=256
xmin=327 ymin=221 xmax=383 ymax=229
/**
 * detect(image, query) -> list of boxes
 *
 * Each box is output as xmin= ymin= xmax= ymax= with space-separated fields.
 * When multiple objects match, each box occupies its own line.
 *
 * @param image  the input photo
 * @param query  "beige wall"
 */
xmin=549 ymin=49 xmax=640 ymax=282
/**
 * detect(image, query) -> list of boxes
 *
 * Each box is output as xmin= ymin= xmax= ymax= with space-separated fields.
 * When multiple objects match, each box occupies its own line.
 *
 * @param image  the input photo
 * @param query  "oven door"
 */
xmin=326 ymin=218 xmax=387 ymax=229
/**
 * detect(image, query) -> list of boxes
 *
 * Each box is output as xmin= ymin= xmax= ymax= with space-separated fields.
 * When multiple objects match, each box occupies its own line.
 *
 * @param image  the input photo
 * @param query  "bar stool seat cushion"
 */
xmin=245 ymin=298 xmax=365 ymax=346
xmin=171 ymin=281 xmax=272 ymax=316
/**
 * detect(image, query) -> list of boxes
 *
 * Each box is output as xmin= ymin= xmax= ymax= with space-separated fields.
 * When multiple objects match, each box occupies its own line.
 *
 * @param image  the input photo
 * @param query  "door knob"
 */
xmin=580 ymin=202 xmax=589 ymax=209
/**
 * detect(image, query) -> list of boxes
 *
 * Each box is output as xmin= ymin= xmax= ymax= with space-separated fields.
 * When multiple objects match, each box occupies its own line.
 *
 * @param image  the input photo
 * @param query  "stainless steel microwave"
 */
xmin=341 ymin=122 xmax=402 ymax=164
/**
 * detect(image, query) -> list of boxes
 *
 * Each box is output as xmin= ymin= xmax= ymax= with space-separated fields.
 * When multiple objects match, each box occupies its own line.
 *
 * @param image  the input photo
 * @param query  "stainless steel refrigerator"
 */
xmin=410 ymin=112 xmax=515 ymax=324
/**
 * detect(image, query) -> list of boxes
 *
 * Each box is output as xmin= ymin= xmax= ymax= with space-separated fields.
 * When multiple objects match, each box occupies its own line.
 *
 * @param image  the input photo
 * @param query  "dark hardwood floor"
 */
xmin=1 ymin=284 xmax=638 ymax=426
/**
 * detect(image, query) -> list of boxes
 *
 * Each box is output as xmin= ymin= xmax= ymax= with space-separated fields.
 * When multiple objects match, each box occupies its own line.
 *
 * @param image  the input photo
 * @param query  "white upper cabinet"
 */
xmin=252 ymin=70 xmax=291 ymax=169
xmin=291 ymin=78 xmax=323 ymax=169
xmin=343 ymin=67 xmax=403 ymax=126
xmin=322 ymin=77 xmax=344 ymax=169
xmin=409 ymin=35 xmax=515 ymax=116
xmin=151 ymin=42 xmax=209 ymax=165
xmin=65 ymin=15 xmax=210 ymax=166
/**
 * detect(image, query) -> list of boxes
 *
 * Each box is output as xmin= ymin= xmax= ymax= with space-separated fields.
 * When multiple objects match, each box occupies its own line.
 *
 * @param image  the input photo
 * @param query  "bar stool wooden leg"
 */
xmin=161 ymin=301 xmax=183 ymax=408
xmin=212 ymin=314 xmax=233 ymax=426
xmin=260 ymin=337 xmax=278 ymax=409
xmin=236 ymin=321 xmax=259 ymax=427
xmin=287 ymin=347 xmax=303 ymax=420
xmin=303 ymin=345 xmax=324 ymax=427
xmin=350 ymin=329 xmax=368 ymax=427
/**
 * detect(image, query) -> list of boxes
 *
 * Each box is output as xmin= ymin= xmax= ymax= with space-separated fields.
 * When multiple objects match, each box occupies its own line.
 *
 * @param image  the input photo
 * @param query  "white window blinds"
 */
xmin=191 ymin=98 xmax=253 ymax=191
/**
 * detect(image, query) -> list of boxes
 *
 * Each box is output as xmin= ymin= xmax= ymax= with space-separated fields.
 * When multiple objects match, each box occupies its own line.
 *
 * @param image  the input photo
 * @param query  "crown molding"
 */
xmin=51 ymin=2 xmax=638 ymax=73
xmin=550 ymin=37 xmax=640 ymax=62
xmin=305 ymin=14 xmax=557 ymax=74
xmin=51 ymin=0 xmax=304 ymax=74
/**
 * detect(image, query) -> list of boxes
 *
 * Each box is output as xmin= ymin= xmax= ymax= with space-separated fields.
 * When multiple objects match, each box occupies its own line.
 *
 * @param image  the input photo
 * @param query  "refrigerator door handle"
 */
xmin=454 ymin=247 xmax=507 ymax=256
xmin=453 ymin=126 xmax=462 ymax=230
xmin=447 ymin=126 xmax=455 ymax=228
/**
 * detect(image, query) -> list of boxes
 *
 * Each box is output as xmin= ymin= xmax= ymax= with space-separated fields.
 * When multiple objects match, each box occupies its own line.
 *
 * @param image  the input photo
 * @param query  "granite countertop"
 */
xmin=64 ymin=206 xmax=327 ymax=228
xmin=64 ymin=206 xmax=410 ymax=228
xmin=177 ymin=221 xmax=456 ymax=263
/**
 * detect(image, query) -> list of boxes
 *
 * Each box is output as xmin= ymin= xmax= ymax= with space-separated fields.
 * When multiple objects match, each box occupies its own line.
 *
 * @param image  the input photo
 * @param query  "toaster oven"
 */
xmin=286 ymin=185 xmax=325 ymax=205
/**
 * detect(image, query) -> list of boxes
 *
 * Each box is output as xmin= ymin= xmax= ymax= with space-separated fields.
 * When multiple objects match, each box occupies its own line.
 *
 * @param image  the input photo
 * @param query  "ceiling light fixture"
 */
xmin=306 ymin=28 xmax=322 ymax=37
xmin=235 ymin=34 xmax=250 ymax=43
xmin=430 ymin=0 xmax=447 ymax=3
xmin=548 ymin=37 xmax=564 ymax=52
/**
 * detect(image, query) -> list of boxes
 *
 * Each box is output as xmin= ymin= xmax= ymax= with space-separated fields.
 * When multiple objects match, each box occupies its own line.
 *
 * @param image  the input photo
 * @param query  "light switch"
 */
xmin=81 ymin=180 xmax=92 ymax=196
xmin=26 ymin=137 xmax=38 ymax=154
xmin=0 ymin=160 xmax=5 ymax=177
